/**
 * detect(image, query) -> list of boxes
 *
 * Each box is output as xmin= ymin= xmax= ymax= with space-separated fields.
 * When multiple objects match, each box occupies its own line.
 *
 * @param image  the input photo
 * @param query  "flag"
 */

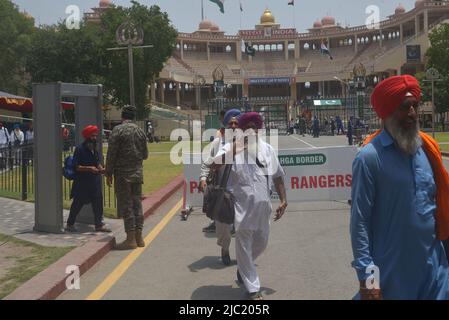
xmin=241 ymin=39 xmax=255 ymax=56
xmin=320 ymin=41 xmax=334 ymax=60
xmin=240 ymin=0 xmax=243 ymax=12
xmin=209 ymin=0 xmax=225 ymax=13
xmin=288 ymin=0 xmax=294 ymax=5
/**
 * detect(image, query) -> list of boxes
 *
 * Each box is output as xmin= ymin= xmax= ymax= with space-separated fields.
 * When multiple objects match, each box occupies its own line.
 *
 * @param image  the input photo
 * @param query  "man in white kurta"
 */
xmin=200 ymin=109 xmax=241 ymax=266
xmin=212 ymin=112 xmax=288 ymax=300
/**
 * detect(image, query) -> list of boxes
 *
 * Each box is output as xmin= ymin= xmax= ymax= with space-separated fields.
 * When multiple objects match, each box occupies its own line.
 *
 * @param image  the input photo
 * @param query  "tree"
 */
xmin=25 ymin=2 xmax=177 ymax=120
xmin=420 ymin=24 xmax=449 ymax=126
xmin=426 ymin=23 xmax=449 ymax=76
xmin=0 ymin=0 xmax=34 ymax=94
xmin=26 ymin=22 xmax=102 ymax=86
xmin=96 ymin=1 xmax=178 ymax=119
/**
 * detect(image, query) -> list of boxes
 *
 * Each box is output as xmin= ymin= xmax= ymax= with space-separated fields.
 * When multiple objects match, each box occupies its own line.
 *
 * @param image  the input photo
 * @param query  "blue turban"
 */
xmin=223 ymin=109 xmax=241 ymax=126
xmin=14 ymin=124 xmax=20 ymax=130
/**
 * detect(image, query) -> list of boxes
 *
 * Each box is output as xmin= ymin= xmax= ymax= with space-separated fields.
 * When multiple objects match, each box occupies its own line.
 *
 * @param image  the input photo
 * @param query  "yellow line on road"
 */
xmin=86 ymin=199 xmax=183 ymax=300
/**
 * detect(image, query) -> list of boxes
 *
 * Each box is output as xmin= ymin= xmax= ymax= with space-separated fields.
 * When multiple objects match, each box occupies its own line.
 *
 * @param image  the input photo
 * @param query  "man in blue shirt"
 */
xmin=350 ymin=75 xmax=449 ymax=300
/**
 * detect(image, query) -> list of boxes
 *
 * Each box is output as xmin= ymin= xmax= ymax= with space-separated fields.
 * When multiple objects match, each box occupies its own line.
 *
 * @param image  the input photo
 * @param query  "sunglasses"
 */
xmin=398 ymin=100 xmax=419 ymax=113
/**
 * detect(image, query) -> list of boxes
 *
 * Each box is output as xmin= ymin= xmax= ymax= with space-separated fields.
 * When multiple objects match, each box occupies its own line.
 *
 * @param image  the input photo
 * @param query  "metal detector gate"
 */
xmin=33 ymin=83 xmax=103 ymax=233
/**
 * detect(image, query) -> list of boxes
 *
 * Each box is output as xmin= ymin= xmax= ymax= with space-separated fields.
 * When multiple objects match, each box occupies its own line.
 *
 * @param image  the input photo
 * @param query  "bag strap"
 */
xmin=218 ymin=141 xmax=235 ymax=188
xmin=219 ymin=163 xmax=233 ymax=188
xmin=256 ymin=157 xmax=270 ymax=193
xmin=3 ymin=128 xmax=9 ymax=143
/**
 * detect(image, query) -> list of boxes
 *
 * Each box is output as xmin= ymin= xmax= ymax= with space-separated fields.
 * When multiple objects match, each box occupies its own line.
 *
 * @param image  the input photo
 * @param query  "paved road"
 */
xmin=59 ymin=134 xmax=449 ymax=300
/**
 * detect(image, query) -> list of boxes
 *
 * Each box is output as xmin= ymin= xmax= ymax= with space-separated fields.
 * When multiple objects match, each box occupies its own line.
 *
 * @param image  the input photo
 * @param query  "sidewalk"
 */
xmin=0 ymin=197 xmax=122 ymax=248
xmin=2 ymin=174 xmax=184 ymax=300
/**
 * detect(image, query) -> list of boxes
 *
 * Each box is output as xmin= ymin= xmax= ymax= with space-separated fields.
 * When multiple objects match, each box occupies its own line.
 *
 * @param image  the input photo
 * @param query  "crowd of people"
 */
xmin=59 ymin=74 xmax=449 ymax=300
xmin=0 ymin=122 xmax=34 ymax=168
xmin=287 ymin=114 xmax=368 ymax=145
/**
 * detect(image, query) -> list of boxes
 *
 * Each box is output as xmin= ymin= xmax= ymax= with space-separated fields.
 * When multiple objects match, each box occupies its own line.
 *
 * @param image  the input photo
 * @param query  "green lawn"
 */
xmin=435 ymin=133 xmax=449 ymax=153
xmin=141 ymin=142 xmax=184 ymax=195
xmin=435 ymin=132 xmax=449 ymax=143
xmin=0 ymin=233 xmax=73 ymax=299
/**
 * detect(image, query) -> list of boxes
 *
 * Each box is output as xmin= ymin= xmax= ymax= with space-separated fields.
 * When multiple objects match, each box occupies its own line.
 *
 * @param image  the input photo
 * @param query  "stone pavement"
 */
xmin=0 ymin=197 xmax=122 ymax=247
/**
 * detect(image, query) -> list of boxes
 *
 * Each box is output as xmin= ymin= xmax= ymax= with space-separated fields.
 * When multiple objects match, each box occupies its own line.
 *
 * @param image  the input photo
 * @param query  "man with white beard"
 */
xmin=350 ymin=75 xmax=449 ymax=300
xmin=211 ymin=112 xmax=288 ymax=300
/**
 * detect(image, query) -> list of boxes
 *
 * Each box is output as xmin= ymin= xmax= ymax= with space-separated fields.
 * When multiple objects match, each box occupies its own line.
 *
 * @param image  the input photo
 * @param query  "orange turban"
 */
xmin=82 ymin=125 xmax=99 ymax=139
xmin=371 ymin=75 xmax=421 ymax=119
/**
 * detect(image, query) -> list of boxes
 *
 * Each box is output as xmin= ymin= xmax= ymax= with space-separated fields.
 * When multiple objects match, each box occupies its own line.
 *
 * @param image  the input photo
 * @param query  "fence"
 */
xmin=0 ymin=139 xmax=117 ymax=213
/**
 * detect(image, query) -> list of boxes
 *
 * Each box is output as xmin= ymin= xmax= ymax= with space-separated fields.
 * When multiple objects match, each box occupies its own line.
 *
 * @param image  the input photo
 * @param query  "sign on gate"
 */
xmin=182 ymin=146 xmax=358 ymax=209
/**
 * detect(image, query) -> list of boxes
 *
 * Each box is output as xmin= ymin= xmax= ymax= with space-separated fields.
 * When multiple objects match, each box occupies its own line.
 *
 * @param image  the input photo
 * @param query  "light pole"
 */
xmin=107 ymin=21 xmax=154 ymax=108
xmin=424 ymin=68 xmax=442 ymax=138
xmin=193 ymin=74 xmax=206 ymax=134
xmin=334 ymin=76 xmax=349 ymax=121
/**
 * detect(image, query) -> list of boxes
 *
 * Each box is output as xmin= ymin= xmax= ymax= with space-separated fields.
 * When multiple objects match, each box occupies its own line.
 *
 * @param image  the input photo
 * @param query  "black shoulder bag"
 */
xmin=203 ymin=162 xmax=235 ymax=225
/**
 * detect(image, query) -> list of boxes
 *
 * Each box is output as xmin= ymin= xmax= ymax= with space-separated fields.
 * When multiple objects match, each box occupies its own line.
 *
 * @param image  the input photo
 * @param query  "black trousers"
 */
xmin=67 ymin=196 xmax=103 ymax=228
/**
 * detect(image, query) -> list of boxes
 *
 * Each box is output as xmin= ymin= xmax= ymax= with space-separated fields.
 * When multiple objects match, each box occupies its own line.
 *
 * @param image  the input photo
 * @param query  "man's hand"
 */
xmin=106 ymin=175 xmax=113 ymax=187
xmin=199 ymin=180 xmax=207 ymax=193
xmin=359 ymin=280 xmax=382 ymax=300
xmin=359 ymin=288 xmax=383 ymax=300
xmin=274 ymin=202 xmax=288 ymax=221
xmin=90 ymin=167 xmax=100 ymax=174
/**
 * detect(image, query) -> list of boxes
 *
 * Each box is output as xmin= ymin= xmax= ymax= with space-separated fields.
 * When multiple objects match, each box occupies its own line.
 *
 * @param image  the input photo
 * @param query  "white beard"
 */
xmin=384 ymin=116 xmax=422 ymax=155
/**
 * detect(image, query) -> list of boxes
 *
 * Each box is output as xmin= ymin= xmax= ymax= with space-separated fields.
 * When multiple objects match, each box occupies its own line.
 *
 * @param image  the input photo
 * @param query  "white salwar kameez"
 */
xmin=214 ymin=138 xmax=285 ymax=293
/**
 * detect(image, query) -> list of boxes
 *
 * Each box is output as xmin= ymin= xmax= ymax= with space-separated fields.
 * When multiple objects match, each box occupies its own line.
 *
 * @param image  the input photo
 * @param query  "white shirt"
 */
xmin=214 ymin=138 xmax=285 ymax=231
xmin=0 ymin=127 xmax=9 ymax=145
xmin=25 ymin=130 xmax=34 ymax=142
xmin=10 ymin=129 xmax=24 ymax=145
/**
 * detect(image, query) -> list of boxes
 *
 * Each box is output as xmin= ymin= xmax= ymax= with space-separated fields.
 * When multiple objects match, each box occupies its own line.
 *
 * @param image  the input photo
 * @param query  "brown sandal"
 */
xmin=248 ymin=291 xmax=264 ymax=300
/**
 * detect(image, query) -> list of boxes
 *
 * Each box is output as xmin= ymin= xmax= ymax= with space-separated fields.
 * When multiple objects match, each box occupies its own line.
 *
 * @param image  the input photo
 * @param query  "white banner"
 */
xmin=182 ymin=147 xmax=358 ymax=208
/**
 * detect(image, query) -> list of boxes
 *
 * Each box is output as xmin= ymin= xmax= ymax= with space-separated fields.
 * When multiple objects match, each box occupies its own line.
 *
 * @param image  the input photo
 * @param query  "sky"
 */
xmin=12 ymin=0 xmax=418 ymax=34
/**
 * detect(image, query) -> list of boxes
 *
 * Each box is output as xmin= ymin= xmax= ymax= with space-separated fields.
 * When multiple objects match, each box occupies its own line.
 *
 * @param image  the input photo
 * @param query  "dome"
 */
xmin=210 ymin=23 xmax=220 ymax=32
xmin=198 ymin=19 xmax=213 ymax=30
xmin=260 ymin=9 xmax=275 ymax=24
xmin=415 ymin=0 xmax=425 ymax=8
xmin=321 ymin=15 xmax=335 ymax=26
xmin=313 ymin=19 xmax=322 ymax=28
xmin=395 ymin=4 xmax=406 ymax=15
xmin=99 ymin=0 xmax=111 ymax=8
xmin=22 ymin=11 xmax=33 ymax=20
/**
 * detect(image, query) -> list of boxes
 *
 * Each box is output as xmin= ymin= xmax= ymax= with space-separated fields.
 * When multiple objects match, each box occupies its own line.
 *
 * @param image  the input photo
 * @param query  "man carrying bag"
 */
xmin=200 ymin=109 xmax=241 ymax=266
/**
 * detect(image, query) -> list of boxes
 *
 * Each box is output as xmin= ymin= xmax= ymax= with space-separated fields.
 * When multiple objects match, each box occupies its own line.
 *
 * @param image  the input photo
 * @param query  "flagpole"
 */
xmin=240 ymin=6 xmax=242 ymax=29
xmin=293 ymin=5 xmax=296 ymax=28
xmin=201 ymin=0 xmax=204 ymax=21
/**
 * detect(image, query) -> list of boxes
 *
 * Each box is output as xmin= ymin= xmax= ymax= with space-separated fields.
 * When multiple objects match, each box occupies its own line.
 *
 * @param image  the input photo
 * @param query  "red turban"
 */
xmin=238 ymin=112 xmax=264 ymax=129
xmin=82 ymin=125 xmax=99 ymax=139
xmin=371 ymin=75 xmax=421 ymax=119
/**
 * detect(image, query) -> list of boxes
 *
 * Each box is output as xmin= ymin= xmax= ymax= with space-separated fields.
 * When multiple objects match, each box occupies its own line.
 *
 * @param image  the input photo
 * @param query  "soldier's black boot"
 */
xmin=115 ymin=231 xmax=137 ymax=250
xmin=135 ymin=230 xmax=145 ymax=247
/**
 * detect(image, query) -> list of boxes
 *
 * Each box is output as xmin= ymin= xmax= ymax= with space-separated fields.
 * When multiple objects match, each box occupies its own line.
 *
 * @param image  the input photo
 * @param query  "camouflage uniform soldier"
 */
xmin=106 ymin=106 xmax=148 ymax=250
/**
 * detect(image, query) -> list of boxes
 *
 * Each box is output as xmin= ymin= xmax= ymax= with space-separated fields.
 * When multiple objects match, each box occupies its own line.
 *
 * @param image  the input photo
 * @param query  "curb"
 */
xmin=4 ymin=174 xmax=185 ymax=300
